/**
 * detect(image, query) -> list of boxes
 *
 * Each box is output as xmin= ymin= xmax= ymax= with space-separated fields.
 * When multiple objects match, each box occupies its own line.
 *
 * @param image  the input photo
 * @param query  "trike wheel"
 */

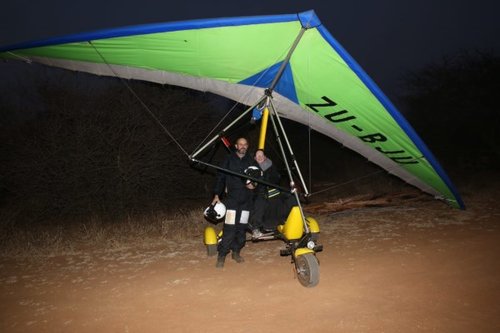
xmin=206 ymin=244 xmax=217 ymax=256
xmin=295 ymin=253 xmax=319 ymax=287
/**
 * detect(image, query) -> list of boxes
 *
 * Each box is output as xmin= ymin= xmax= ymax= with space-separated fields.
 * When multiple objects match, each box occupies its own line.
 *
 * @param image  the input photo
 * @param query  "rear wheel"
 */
xmin=295 ymin=253 xmax=319 ymax=287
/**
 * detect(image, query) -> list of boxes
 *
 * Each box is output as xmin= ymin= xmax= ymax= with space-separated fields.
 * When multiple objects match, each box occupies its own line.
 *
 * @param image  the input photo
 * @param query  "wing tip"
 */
xmin=298 ymin=10 xmax=321 ymax=28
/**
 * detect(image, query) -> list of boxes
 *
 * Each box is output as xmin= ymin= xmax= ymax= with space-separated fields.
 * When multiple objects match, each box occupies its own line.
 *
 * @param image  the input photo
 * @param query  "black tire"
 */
xmin=295 ymin=253 xmax=319 ymax=287
xmin=311 ymin=232 xmax=320 ymax=242
xmin=207 ymin=244 xmax=217 ymax=257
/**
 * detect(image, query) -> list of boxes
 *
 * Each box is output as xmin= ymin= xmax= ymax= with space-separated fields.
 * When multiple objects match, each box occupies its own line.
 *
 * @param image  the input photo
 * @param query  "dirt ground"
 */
xmin=1 ymin=189 xmax=499 ymax=333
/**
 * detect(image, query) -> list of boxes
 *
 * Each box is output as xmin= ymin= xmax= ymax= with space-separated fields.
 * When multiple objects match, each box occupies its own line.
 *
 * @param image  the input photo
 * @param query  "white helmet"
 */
xmin=244 ymin=165 xmax=262 ymax=186
xmin=204 ymin=202 xmax=226 ymax=223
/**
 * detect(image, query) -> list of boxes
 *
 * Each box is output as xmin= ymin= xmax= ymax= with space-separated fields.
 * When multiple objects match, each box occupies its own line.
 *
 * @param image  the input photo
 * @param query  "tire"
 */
xmin=207 ymin=244 xmax=217 ymax=257
xmin=295 ymin=253 xmax=319 ymax=287
xmin=311 ymin=232 xmax=319 ymax=242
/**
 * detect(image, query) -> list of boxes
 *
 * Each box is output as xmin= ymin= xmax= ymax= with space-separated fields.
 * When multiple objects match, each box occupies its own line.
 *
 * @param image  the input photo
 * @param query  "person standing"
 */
xmin=212 ymin=137 xmax=256 ymax=268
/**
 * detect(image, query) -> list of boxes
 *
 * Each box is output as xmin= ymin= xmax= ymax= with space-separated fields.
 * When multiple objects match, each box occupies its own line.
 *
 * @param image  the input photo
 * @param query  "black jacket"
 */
xmin=213 ymin=152 xmax=257 ymax=204
xmin=256 ymin=163 xmax=281 ymax=198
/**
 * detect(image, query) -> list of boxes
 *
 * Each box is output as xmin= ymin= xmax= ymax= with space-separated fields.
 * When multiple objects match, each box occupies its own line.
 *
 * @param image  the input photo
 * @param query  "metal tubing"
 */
xmin=268 ymin=27 xmax=306 ymax=93
xmin=269 ymin=99 xmax=310 ymax=196
xmin=258 ymin=106 xmax=270 ymax=150
xmin=190 ymin=158 xmax=290 ymax=193
xmin=267 ymin=103 xmax=309 ymax=233
xmin=190 ymin=95 xmax=267 ymax=159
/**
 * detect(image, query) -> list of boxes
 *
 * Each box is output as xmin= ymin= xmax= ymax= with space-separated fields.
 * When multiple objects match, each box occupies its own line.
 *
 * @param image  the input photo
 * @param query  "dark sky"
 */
xmin=1 ymin=0 xmax=499 ymax=97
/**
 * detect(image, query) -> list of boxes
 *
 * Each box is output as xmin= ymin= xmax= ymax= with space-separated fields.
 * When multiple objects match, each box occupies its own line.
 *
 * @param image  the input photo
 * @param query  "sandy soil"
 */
xmin=1 ymin=191 xmax=499 ymax=333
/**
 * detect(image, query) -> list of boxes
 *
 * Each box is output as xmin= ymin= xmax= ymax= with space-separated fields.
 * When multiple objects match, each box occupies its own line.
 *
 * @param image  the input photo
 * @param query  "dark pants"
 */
xmin=250 ymin=195 xmax=267 ymax=230
xmin=251 ymin=192 xmax=297 ymax=231
xmin=218 ymin=197 xmax=250 ymax=257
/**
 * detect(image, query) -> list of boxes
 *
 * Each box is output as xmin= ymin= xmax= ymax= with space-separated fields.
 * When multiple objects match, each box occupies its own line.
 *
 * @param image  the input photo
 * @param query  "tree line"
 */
xmin=0 ymin=69 xmax=226 ymax=220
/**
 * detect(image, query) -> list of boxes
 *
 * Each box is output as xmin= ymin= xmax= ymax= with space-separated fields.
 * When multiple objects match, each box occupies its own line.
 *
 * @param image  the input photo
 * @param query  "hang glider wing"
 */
xmin=0 ymin=10 xmax=464 ymax=208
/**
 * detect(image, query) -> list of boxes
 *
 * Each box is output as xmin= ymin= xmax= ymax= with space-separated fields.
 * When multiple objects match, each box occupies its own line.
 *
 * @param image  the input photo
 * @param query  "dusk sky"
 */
xmin=1 ymin=0 xmax=499 ymax=97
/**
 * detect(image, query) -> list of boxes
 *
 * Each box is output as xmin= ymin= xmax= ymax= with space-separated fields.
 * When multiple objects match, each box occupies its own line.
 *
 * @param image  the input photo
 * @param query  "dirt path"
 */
xmin=1 ymin=194 xmax=499 ymax=332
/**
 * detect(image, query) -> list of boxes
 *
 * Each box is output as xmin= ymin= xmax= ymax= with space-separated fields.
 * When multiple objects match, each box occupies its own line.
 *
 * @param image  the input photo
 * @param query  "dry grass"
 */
xmin=0 ymin=206 xmax=207 ymax=259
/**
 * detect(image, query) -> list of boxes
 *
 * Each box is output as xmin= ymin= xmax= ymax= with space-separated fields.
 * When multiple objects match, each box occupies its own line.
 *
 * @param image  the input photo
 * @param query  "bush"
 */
xmin=0 ymin=68 xmax=222 ymax=220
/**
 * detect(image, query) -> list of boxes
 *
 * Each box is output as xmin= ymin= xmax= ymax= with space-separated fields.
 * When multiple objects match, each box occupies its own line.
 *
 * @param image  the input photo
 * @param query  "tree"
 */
xmin=0 ymin=68 xmax=226 ymax=220
xmin=400 ymin=50 xmax=500 ymax=171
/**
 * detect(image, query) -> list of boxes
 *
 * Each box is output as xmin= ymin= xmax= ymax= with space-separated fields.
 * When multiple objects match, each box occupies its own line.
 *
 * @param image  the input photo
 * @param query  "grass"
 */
xmin=0 ymin=206 xmax=208 ymax=259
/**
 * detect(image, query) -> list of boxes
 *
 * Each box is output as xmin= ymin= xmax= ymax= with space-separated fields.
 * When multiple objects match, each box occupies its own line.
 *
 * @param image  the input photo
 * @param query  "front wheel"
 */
xmin=295 ymin=253 xmax=319 ymax=287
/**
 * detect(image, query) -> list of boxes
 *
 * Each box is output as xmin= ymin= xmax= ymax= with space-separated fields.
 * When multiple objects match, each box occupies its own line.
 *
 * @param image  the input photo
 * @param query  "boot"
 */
xmin=216 ymin=256 xmax=225 ymax=268
xmin=231 ymin=251 xmax=244 ymax=263
xmin=252 ymin=228 xmax=263 ymax=239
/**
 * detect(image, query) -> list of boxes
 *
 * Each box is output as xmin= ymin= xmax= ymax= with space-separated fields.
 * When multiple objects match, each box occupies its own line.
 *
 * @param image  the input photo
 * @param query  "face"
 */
xmin=235 ymin=138 xmax=248 ymax=156
xmin=255 ymin=150 xmax=266 ymax=164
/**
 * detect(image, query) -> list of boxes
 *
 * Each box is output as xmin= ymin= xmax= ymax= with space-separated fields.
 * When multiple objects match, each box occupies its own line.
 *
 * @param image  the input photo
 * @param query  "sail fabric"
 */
xmin=0 ymin=10 xmax=464 ymax=208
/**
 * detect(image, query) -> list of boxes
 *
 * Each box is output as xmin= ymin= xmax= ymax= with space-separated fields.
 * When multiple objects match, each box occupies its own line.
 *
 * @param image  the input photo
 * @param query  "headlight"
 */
xmin=307 ymin=240 xmax=315 ymax=249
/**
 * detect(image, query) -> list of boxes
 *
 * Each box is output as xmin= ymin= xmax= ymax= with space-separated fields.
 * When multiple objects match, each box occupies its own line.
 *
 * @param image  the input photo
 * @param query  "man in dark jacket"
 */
xmin=212 ymin=137 xmax=256 ymax=268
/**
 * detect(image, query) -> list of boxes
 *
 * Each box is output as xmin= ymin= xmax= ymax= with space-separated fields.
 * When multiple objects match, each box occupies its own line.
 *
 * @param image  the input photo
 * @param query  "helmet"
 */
xmin=244 ymin=165 xmax=262 ymax=187
xmin=204 ymin=202 xmax=226 ymax=224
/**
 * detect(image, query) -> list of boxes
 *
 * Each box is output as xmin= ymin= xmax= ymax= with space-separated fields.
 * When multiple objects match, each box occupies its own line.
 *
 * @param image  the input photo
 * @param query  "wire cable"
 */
xmin=88 ymin=41 xmax=190 ymax=158
xmin=308 ymin=169 xmax=385 ymax=197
